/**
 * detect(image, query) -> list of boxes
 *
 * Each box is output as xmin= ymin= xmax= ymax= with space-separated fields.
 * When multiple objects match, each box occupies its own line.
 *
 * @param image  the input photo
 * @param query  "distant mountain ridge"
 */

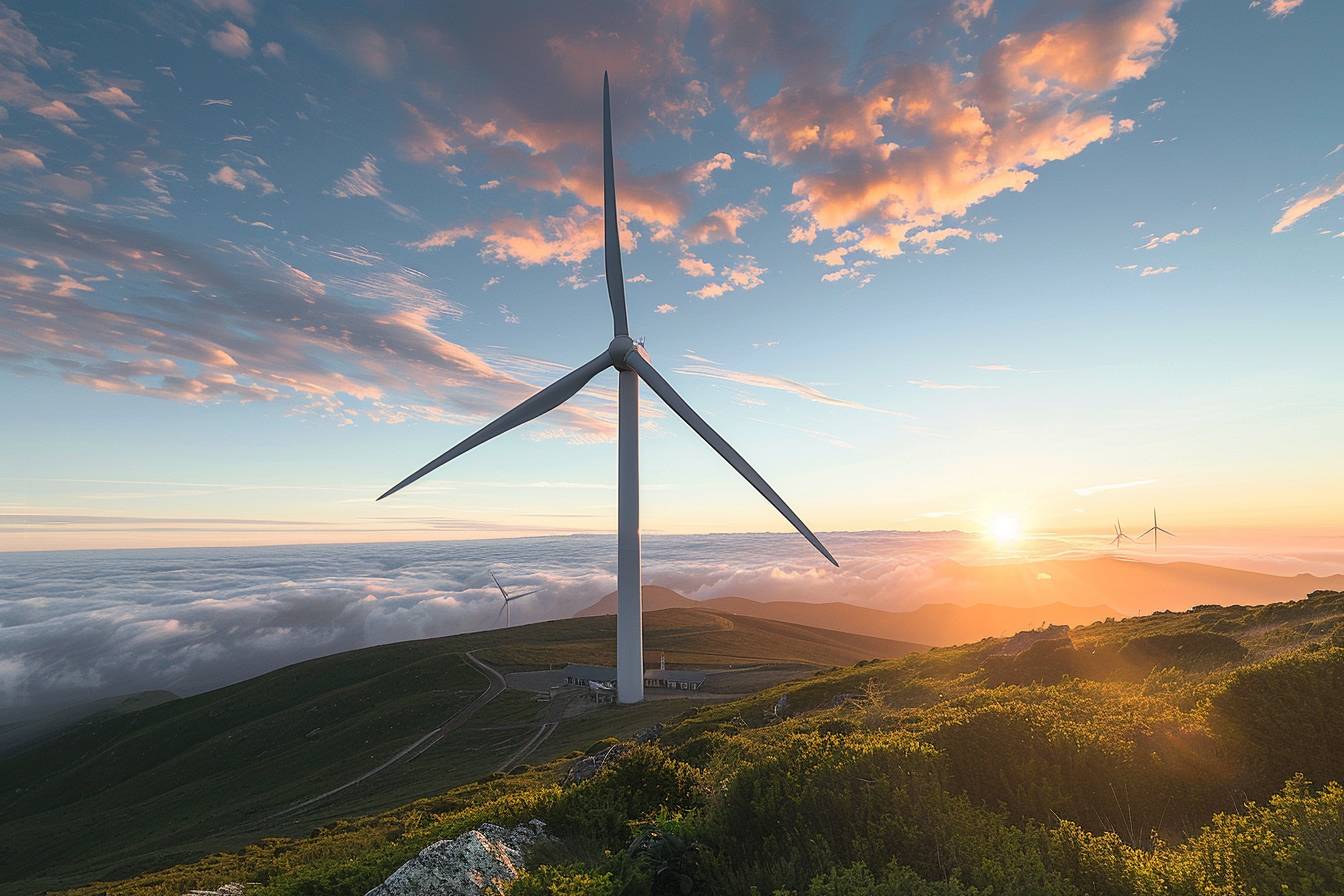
xmin=575 ymin=557 xmax=1344 ymax=645
xmin=575 ymin=585 xmax=1115 ymax=647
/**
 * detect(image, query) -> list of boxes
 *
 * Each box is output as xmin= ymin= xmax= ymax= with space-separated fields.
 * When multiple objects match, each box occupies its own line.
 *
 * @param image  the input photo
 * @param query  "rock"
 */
xmin=184 ymin=885 xmax=255 ymax=896
xmin=634 ymin=722 xmax=663 ymax=743
xmin=364 ymin=820 xmax=549 ymax=896
xmin=995 ymin=624 xmax=1070 ymax=656
xmin=563 ymin=743 xmax=630 ymax=785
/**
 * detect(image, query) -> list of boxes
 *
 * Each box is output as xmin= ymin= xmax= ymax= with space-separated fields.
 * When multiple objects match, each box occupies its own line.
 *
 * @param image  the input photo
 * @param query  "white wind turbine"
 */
xmin=490 ymin=570 xmax=538 ymax=628
xmin=379 ymin=73 xmax=837 ymax=703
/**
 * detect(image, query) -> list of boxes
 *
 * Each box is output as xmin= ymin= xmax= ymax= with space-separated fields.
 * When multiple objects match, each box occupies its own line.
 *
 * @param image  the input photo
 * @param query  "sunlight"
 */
xmin=987 ymin=514 xmax=1023 ymax=546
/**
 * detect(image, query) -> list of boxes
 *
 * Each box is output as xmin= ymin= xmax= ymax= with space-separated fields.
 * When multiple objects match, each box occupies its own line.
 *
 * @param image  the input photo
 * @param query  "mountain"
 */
xmin=911 ymin=556 xmax=1344 ymax=614
xmin=576 ymin=584 xmax=1115 ymax=646
xmin=0 ymin=606 xmax=922 ymax=895
xmin=53 ymin=589 xmax=1344 ymax=896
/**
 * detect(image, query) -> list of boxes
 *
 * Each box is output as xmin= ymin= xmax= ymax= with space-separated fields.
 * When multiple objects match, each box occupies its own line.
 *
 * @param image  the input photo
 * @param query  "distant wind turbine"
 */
xmin=1109 ymin=518 xmax=1135 ymax=550
xmin=378 ymin=73 xmax=837 ymax=703
xmin=490 ymin=570 xmax=538 ymax=628
xmin=1138 ymin=508 xmax=1175 ymax=553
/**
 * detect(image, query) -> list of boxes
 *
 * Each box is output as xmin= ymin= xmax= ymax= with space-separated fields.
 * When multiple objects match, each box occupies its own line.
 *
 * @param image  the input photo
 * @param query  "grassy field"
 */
xmin=0 ymin=607 xmax=920 ymax=895
xmin=33 ymin=589 xmax=1344 ymax=896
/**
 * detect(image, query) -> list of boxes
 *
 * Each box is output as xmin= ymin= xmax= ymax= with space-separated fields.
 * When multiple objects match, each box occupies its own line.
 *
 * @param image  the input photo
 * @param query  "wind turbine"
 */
xmin=1138 ymin=508 xmax=1175 ymax=553
xmin=490 ymin=570 xmax=538 ymax=628
xmin=378 ymin=73 xmax=837 ymax=703
xmin=1109 ymin=518 xmax=1134 ymax=550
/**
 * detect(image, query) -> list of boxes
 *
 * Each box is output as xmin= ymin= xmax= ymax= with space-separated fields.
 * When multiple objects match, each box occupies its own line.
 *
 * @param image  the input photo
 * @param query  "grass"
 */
xmin=35 ymin=590 xmax=1344 ymax=896
xmin=0 ymin=607 xmax=917 ymax=895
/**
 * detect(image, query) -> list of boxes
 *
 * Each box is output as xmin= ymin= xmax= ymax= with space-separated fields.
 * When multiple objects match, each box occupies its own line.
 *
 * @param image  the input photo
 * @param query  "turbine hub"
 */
xmin=608 ymin=335 xmax=647 ymax=370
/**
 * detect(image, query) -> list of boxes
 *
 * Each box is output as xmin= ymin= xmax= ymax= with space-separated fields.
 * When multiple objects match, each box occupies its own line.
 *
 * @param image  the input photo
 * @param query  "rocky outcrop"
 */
xmin=364 ymin=820 xmax=549 ymax=896
xmin=563 ymin=742 xmax=630 ymax=784
xmin=996 ymin=624 xmax=1070 ymax=655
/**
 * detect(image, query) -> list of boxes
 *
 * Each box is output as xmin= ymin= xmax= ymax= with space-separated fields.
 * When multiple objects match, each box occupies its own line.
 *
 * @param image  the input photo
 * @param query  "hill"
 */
xmin=0 ymin=690 xmax=177 ymax=756
xmin=54 ymin=589 xmax=1344 ymax=896
xmin=0 ymin=607 xmax=922 ymax=895
xmin=577 ymin=585 xmax=1114 ymax=646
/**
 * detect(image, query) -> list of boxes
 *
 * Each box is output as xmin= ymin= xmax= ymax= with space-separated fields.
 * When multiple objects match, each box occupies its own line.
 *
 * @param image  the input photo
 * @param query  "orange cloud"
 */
xmin=1273 ymin=174 xmax=1344 ymax=234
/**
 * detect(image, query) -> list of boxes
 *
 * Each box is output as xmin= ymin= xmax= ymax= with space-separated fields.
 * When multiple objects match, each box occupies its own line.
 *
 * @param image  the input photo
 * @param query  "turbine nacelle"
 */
xmin=608 ymin=335 xmax=647 ymax=371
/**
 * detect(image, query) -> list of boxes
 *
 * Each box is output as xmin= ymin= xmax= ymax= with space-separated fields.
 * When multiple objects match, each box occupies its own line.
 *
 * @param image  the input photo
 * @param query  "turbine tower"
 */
xmin=490 ymin=570 xmax=538 ymax=628
xmin=378 ymin=73 xmax=837 ymax=703
xmin=1138 ymin=508 xmax=1175 ymax=553
xmin=1109 ymin=518 xmax=1134 ymax=550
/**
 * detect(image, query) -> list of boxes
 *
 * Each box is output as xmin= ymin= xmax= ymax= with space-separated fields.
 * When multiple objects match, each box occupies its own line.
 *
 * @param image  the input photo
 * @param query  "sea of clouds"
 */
xmin=4 ymin=530 xmax=1342 ymax=712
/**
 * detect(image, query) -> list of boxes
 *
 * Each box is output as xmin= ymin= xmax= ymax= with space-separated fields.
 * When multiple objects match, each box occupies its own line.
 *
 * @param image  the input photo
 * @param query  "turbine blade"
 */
xmin=509 ymin=589 xmax=540 ymax=600
xmin=378 ymin=352 xmax=612 ymax=500
xmin=495 ymin=603 xmax=506 ymax=622
xmin=1156 ymin=527 xmax=1175 ymax=537
xmin=1139 ymin=527 xmax=1157 ymax=538
xmin=628 ymin=352 xmax=838 ymax=567
xmin=602 ymin=73 xmax=629 ymax=337
xmin=490 ymin=570 xmax=508 ymax=600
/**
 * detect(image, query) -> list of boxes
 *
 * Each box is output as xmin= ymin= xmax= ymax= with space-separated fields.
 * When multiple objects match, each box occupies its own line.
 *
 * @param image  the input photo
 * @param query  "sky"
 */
xmin=3 ymin=0 xmax=1343 ymax=553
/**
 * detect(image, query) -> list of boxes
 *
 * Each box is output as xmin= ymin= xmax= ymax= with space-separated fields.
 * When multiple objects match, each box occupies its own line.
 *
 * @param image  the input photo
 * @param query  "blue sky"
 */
xmin=2 ymin=0 xmax=1342 ymax=551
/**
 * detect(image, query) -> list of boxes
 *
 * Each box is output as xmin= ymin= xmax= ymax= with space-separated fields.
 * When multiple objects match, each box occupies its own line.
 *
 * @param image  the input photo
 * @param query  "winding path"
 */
xmin=276 ymin=650 xmax=506 ymax=817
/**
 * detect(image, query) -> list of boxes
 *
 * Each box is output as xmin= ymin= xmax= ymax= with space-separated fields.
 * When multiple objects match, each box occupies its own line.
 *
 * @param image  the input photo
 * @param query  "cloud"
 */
xmin=208 ymin=164 xmax=277 ymax=194
xmin=686 ymin=257 xmax=765 ymax=299
xmin=0 ymin=147 xmax=43 ymax=171
xmin=1259 ymin=0 xmax=1304 ymax=17
xmin=0 ymin=212 xmax=616 ymax=436
xmin=1139 ymin=265 xmax=1177 ymax=277
xmin=408 ymin=225 xmax=477 ymax=250
xmin=626 ymin=273 xmax=651 ymax=284
xmin=684 ymin=151 xmax=734 ymax=192
xmin=720 ymin=0 xmax=1179 ymax=273
xmin=951 ymin=0 xmax=995 ymax=32
xmin=674 ymin=356 xmax=903 ymax=415
xmin=207 ymin=22 xmax=252 ymax=58
xmin=973 ymin=364 xmax=1015 ymax=371
xmin=327 ymin=155 xmax=412 ymax=219
xmin=201 ymin=98 xmax=233 ymax=107
xmin=686 ymin=199 xmax=765 ymax=244
xmin=261 ymin=41 xmax=285 ymax=62
xmin=1136 ymin=226 xmax=1199 ymax=249
xmin=655 ymin=303 xmax=677 ymax=314
xmin=0 ymin=532 xmax=1051 ymax=710
xmin=30 ymin=99 xmax=79 ymax=121
xmin=498 ymin=304 xmax=520 ymax=324
xmin=479 ymin=179 xmax=500 ymax=191
xmin=481 ymin=205 xmax=616 ymax=267
xmin=1272 ymin=173 xmax=1344 ymax=233
xmin=1146 ymin=98 xmax=1166 ymax=113
xmin=1073 ymin=478 xmax=1158 ymax=497
xmin=678 ymin=254 xmax=715 ymax=278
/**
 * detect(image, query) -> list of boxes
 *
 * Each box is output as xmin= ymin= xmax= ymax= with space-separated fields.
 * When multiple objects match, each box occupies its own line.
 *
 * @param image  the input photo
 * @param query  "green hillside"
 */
xmin=40 ymin=589 xmax=1344 ymax=896
xmin=0 ymin=607 xmax=921 ymax=895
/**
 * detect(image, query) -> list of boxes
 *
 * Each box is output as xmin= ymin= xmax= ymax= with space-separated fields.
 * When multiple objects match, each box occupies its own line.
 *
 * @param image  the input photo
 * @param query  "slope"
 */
xmin=0 ymin=607 xmax=922 ymax=895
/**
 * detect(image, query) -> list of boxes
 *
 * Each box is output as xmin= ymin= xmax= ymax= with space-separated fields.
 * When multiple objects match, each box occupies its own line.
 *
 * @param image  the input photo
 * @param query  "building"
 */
xmin=562 ymin=664 xmax=617 ymax=686
xmin=643 ymin=654 xmax=706 ymax=691
xmin=587 ymin=680 xmax=616 ymax=704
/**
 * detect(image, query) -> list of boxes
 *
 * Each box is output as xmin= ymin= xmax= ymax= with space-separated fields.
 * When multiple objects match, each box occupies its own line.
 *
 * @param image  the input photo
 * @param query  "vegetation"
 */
xmin=0 ymin=607 xmax=916 ymax=895
xmin=17 ymin=592 xmax=1344 ymax=895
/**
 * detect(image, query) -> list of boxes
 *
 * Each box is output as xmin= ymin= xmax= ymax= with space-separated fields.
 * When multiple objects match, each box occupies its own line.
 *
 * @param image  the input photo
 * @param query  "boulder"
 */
xmin=364 ymin=820 xmax=549 ymax=896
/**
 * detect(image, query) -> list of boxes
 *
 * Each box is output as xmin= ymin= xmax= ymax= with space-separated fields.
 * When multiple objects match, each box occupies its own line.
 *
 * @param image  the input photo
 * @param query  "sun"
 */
xmin=987 ymin=514 xmax=1022 ymax=545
